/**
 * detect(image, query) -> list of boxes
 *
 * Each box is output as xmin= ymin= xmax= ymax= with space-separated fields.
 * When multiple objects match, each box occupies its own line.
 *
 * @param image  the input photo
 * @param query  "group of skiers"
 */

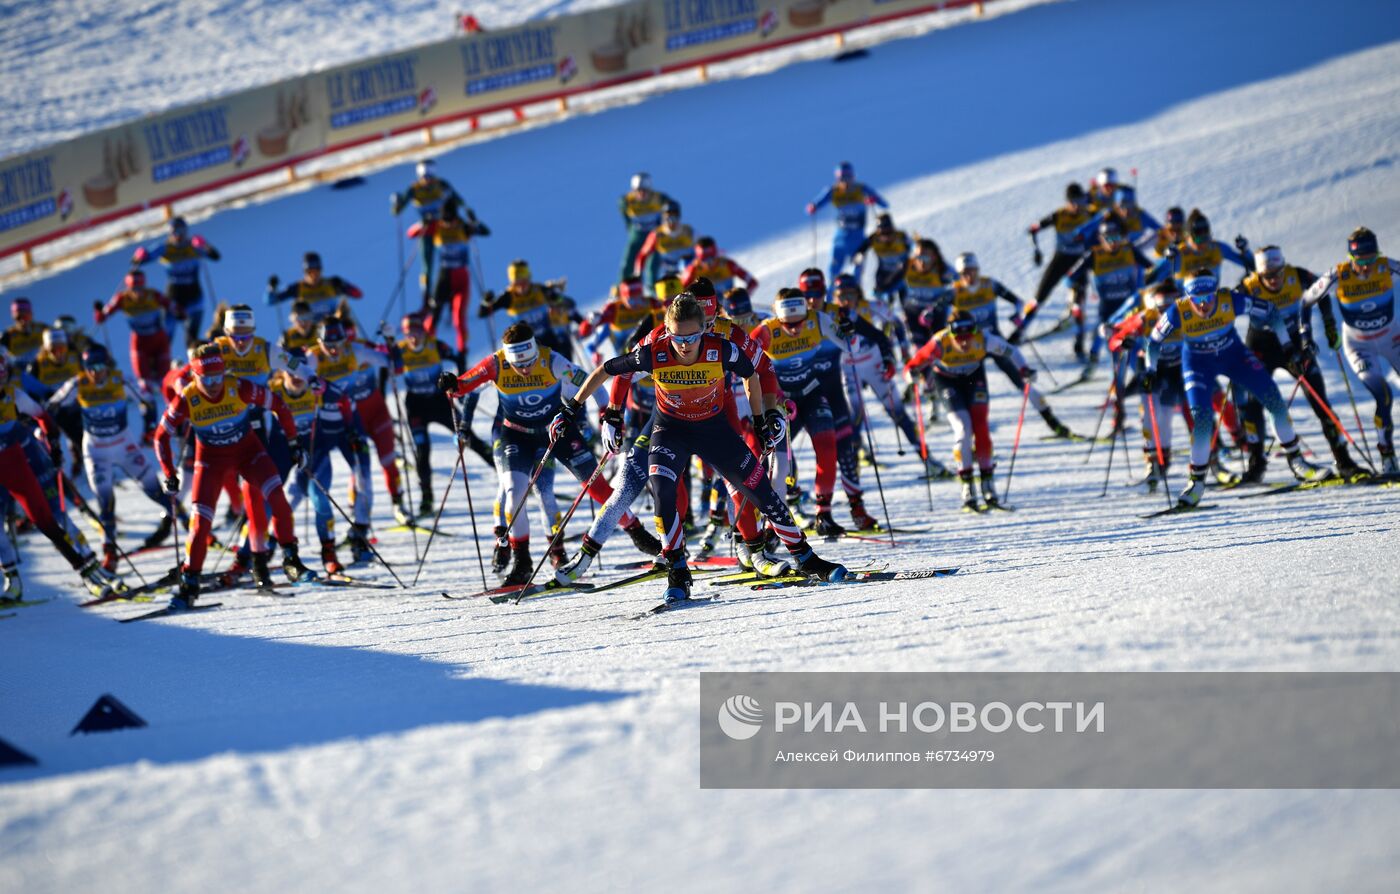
xmin=1 ymin=157 xmax=1395 ymax=611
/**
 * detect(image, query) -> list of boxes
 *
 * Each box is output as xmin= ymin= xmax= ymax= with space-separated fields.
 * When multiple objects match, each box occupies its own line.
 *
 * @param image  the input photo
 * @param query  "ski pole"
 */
xmin=1145 ymin=391 xmax=1172 ymax=509
xmin=911 ymin=374 xmax=935 ymax=510
xmin=440 ymin=401 xmax=488 ymax=593
xmin=1083 ymin=352 xmax=1124 ymax=464
xmin=1296 ymin=370 xmax=1374 ymax=472
xmin=1100 ymin=390 xmax=1119 ymax=499
xmin=378 ymin=250 xmax=419 ymax=329
xmin=410 ymin=447 xmax=463 ymax=588
xmin=846 ymin=336 xmax=896 ymax=541
xmin=307 ymin=474 xmax=406 ymax=588
xmin=1021 ymin=335 xmax=1059 ymax=387
xmin=167 ymin=490 xmax=185 ymax=582
xmin=501 ymin=437 xmax=560 ymax=539
xmin=512 ymin=448 xmax=615 ymax=603
xmin=1333 ymin=347 xmax=1378 ymax=471
xmin=1002 ymin=380 xmax=1031 ymax=506
xmin=470 ymin=241 xmax=496 ymax=347
xmin=810 ymin=217 xmax=818 ymax=268
xmin=382 ymin=338 xmax=419 ymax=565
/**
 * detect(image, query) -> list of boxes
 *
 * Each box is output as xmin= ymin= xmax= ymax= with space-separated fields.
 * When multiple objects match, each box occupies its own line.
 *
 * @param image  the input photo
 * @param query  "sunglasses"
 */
xmin=198 ymin=374 xmax=225 ymax=390
xmin=1351 ymin=254 xmax=1379 ymax=266
xmin=668 ymin=330 xmax=703 ymax=346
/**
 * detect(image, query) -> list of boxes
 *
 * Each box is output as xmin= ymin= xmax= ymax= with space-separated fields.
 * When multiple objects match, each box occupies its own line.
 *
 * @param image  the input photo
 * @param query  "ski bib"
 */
xmin=399 ymin=339 xmax=445 ymax=396
xmin=930 ymin=329 xmax=988 ymax=377
xmin=182 ymin=382 xmax=252 ymax=446
xmin=215 ymin=335 xmax=272 ymax=386
xmin=494 ymin=348 xmax=565 ymax=429
xmin=1333 ymin=257 xmax=1395 ymax=333
xmin=1175 ymin=291 xmax=1239 ymax=354
xmin=76 ymin=374 xmax=131 ymax=438
xmin=1241 ymin=267 xmax=1306 ymax=330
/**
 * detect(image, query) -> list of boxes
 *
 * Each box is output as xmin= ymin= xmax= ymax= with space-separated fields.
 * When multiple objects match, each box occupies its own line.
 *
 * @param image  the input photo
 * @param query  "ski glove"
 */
xmin=836 ymin=314 xmax=856 ymax=339
xmin=550 ymin=398 xmax=582 ymax=443
xmin=1140 ymin=369 xmax=1156 ymax=393
xmin=600 ymin=405 xmax=626 ymax=454
xmin=1234 ymin=235 xmax=1250 ymax=255
xmin=881 ymin=360 xmax=896 ymax=382
xmin=163 ymin=474 xmax=180 ymax=495
xmin=132 ymin=246 xmax=148 ymax=264
xmin=1324 ymin=324 xmax=1342 ymax=351
xmin=1019 ymin=367 xmax=1037 ymax=382
xmin=760 ymin=408 xmax=788 ymax=450
xmin=477 ymin=290 xmax=497 ymax=317
xmin=436 ymin=371 xmax=459 ymax=394
xmin=290 ymin=444 xmax=307 ymax=471
xmin=1032 ymin=248 xmax=1043 ymax=267
xmin=92 ymin=300 xmax=105 ymax=325
xmin=267 ymin=275 xmax=279 ymax=291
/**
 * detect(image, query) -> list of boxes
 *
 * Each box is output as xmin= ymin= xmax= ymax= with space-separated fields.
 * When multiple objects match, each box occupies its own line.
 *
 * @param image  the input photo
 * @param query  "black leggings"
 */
xmin=647 ymin=414 xmax=805 ymax=556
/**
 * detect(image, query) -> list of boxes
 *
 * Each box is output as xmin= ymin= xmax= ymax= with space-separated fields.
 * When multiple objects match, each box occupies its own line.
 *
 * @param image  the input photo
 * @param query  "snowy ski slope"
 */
xmin=3 ymin=0 xmax=1400 ymax=891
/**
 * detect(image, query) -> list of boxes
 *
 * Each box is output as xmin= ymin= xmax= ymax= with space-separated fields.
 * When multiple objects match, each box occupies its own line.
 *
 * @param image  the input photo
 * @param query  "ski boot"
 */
xmin=1283 ymin=440 xmax=1322 ymax=481
xmin=795 ymin=547 xmax=848 ymax=582
xmin=502 ymin=541 xmax=533 ymax=587
xmin=959 ymin=470 xmax=980 ymax=512
xmin=101 ymin=542 xmax=119 ymax=573
xmin=418 ymin=490 xmax=435 ymax=519
xmin=1143 ymin=455 xmax=1161 ymax=493
xmin=979 ymin=469 xmax=1000 ymax=508
xmin=623 ymin=520 xmax=662 ymax=556
xmin=251 ymin=551 xmax=276 ymax=589
xmin=923 ymin=455 xmax=955 ymax=479
xmin=697 ymin=513 xmax=727 ymax=556
xmin=281 ymin=542 xmax=314 ymax=583
xmin=663 ymin=562 xmax=693 ymax=604
xmin=548 ymin=538 xmax=568 ymax=569
xmin=320 ymin=540 xmax=343 ymax=575
xmin=813 ymin=510 xmax=845 ymax=538
xmin=168 ymin=570 xmax=200 ymax=611
xmin=348 ymin=524 xmax=374 ymax=565
xmin=1072 ymin=330 xmax=1087 ymax=363
xmin=1040 ymin=407 xmax=1073 ymax=440
xmin=141 ymin=514 xmax=174 ymax=550
xmin=848 ymin=498 xmax=879 ymax=532
xmin=1380 ymin=446 xmax=1398 ymax=476
xmin=392 ymin=494 xmax=413 ymax=527
xmin=78 ymin=558 xmax=121 ymax=599
xmin=1239 ymin=441 xmax=1267 ymax=485
xmin=555 ymin=536 xmax=600 ymax=585
xmin=1177 ymin=467 xmax=1207 ymax=507
xmin=1208 ymin=451 xmax=1240 ymax=487
xmin=1331 ymin=443 xmax=1369 ymax=482
xmin=1 ymin=562 xmax=22 ymax=602
xmin=491 ymin=525 xmax=510 ymax=574
xmin=218 ymin=554 xmax=249 ymax=589
xmin=737 ymin=537 xmax=791 ymax=577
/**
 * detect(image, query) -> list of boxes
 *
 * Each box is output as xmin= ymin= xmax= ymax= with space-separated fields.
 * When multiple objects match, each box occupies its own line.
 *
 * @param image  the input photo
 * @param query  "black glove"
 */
xmin=1007 ymin=326 xmax=1025 ymax=346
xmin=267 ymin=274 xmax=279 ymax=291
xmin=1140 ymin=368 xmax=1156 ymax=393
xmin=48 ymin=441 xmax=63 ymax=470
xmin=549 ymin=398 xmax=582 ymax=443
xmin=1234 ymin=234 xmax=1250 ymax=254
xmin=290 ymin=444 xmax=307 ymax=470
xmin=1163 ymin=244 xmax=1178 ymax=260
xmin=436 ymin=371 xmax=459 ymax=394
xmin=1019 ymin=367 xmax=1037 ymax=383
xmin=600 ymin=405 xmax=625 ymax=453
xmin=473 ymin=222 xmax=491 ymax=237
xmin=163 ymin=474 xmax=180 ymax=495
xmin=1032 ymin=248 xmax=1043 ymax=267
xmin=761 ymin=408 xmax=788 ymax=450
xmin=477 ymin=290 xmax=496 ymax=317
xmin=836 ymin=313 xmax=855 ymax=339
xmin=1285 ymin=340 xmax=1314 ymax=375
